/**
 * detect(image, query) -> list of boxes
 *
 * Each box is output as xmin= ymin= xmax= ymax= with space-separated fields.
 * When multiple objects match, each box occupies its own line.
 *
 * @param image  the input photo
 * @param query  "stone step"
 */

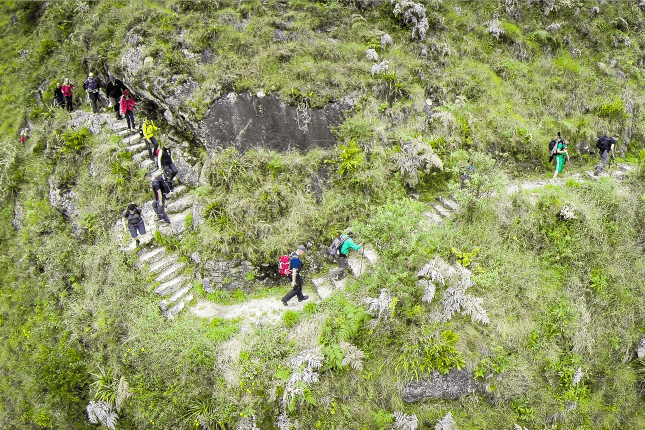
xmin=140 ymin=158 xmax=156 ymax=171
xmin=148 ymin=254 xmax=179 ymax=274
xmin=126 ymin=141 xmax=147 ymax=153
xmin=154 ymin=275 xmax=189 ymax=296
xmin=167 ymin=184 xmax=188 ymax=198
xmin=584 ymin=171 xmax=599 ymax=181
xmin=164 ymin=300 xmax=185 ymax=319
xmin=158 ymin=209 xmax=191 ymax=235
xmin=168 ymin=285 xmax=191 ymax=303
xmin=437 ymin=196 xmax=460 ymax=212
xmin=112 ymin=125 xmax=129 ymax=133
xmin=139 ymin=247 xmax=166 ymax=265
xmin=121 ymin=134 xmax=141 ymax=145
xmin=422 ymin=212 xmax=444 ymax=225
xmin=132 ymin=150 xmax=151 ymax=164
xmin=155 ymin=262 xmax=186 ymax=283
xmin=312 ymin=277 xmax=334 ymax=300
xmin=616 ymin=163 xmax=633 ymax=171
xmin=431 ymin=202 xmax=453 ymax=218
xmin=166 ymin=194 xmax=194 ymax=213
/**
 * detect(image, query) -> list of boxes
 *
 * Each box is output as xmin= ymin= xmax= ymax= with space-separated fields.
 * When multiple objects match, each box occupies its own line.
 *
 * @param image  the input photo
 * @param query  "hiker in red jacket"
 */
xmin=61 ymin=78 xmax=74 ymax=112
xmin=120 ymin=90 xmax=136 ymax=130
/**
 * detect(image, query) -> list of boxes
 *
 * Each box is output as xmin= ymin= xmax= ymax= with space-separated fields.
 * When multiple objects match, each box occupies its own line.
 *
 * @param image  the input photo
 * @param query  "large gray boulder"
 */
xmin=199 ymin=92 xmax=353 ymax=153
xmin=401 ymin=369 xmax=483 ymax=403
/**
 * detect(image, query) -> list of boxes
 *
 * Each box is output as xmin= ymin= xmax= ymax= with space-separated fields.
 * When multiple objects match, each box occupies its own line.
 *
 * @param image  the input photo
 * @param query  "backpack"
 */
xmin=327 ymin=235 xmax=349 ymax=258
xmin=278 ymin=255 xmax=292 ymax=276
xmin=548 ymin=140 xmax=560 ymax=162
xmin=87 ymin=78 xmax=98 ymax=91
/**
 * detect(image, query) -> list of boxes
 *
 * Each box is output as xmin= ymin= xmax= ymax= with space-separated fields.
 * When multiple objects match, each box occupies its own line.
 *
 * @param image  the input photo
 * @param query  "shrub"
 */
xmin=282 ymin=310 xmax=301 ymax=328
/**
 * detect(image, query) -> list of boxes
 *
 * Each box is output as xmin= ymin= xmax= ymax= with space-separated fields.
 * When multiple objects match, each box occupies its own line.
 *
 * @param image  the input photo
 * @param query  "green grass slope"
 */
xmin=0 ymin=1 xmax=645 ymax=429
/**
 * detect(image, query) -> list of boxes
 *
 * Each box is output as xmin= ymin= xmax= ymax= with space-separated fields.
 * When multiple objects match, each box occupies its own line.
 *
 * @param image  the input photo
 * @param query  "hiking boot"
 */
xmin=298 ymin=296 xmax=309 ymax=302
xmin=135 ymin=239 xmax=140 ymax=248
xmin=281 ymin=298 xmax=288 ymax=306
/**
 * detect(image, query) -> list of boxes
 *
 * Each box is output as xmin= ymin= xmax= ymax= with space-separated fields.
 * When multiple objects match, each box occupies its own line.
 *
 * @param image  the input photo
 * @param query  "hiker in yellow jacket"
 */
xmin=141 ymin=118 xmax=159 ymax=161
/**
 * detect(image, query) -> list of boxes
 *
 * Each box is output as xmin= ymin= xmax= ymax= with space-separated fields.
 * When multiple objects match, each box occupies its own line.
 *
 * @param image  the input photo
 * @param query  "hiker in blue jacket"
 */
xmin=281 ymin=245 xmax=309 ymax=306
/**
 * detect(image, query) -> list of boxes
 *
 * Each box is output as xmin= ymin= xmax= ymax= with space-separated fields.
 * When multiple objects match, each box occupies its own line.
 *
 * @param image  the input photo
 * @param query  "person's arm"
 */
xmin=121 ymin=216 xmax=128 ymax=233
xmin=291 ymin=266 xmax=297 ymax=285
xmin=157 ymin=150 xmax=163 ymax=170
xmin=157 ymin=189 xmax=164 ymax=206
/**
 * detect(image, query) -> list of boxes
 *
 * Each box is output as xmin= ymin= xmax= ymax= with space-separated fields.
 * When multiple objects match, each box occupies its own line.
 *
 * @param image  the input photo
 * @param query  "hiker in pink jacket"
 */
xmin=120 ymin=90 xmax=136 ymax=130
xmin=61 ymin=78 xmax=74 ymax=112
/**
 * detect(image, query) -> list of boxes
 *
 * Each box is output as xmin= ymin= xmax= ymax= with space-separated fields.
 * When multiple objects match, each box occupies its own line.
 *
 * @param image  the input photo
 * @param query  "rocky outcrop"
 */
xmin=199 ymin=91 xmax=352 ymax=153
xmin=48 ymin=179 xmax=79 ymax=227
xmin=401 ymin=369 xmax=484 ymax=403
xmin=202 ymin=259 xmax=257 ymax=292
xmin=120 ymin=44 xmax=355 ymax=154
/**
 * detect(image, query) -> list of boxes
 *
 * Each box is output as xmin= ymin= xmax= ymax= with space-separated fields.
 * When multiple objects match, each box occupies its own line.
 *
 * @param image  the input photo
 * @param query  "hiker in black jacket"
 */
xmin=105 ymin=75 xmax=127 ymax=120
xmin=121 ymin=203 xmax=146 ymax=249
xmin=157 ymin=142 xmax=178 ymax=190
xmin=594 ymin=134 xmax=618 ymax=176
xmin=83 ymin=72 xmax=101 ymax=114
xmin=146 ymin=172 xmax=171 ymax=224
xmin=53 ymin=83 xmax=64 ymax=108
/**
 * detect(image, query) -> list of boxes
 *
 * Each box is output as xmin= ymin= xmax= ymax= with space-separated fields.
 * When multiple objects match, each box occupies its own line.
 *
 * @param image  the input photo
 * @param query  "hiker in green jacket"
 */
xmin=337 ymin=231 xmax=362 ymax=272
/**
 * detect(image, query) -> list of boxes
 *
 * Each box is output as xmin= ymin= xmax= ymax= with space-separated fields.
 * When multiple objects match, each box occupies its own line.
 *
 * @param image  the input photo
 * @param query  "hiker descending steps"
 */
xmin=120 ymin=90 xmax=136 ymax=130
xmin=105 ymin=75 xmax=128 ymax=120
xmin=157 ymin=141 xmax=178 ymax=190
xmin=141 ymin=118 xmax=159 ymax=161
xmin=83 ymin=72 xmax=102 ymax=114
xmin=147 ymin=172 xmax=171 ymax=224
xmin=281 ymin=245 xmax=309 ymax=306
xmin=122 ymin=203 xmax=146 ymax=249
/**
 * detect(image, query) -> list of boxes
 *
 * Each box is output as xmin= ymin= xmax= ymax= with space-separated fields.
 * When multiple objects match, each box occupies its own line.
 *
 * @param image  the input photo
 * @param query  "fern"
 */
xmin=339 ymin=341 xmax=365 ymax=371
xmin=435 ymin=412 xmax=457 ymax=430
xmin=364 ymin=289 xmax=393 ymax=322
xmin=393 ymin=411 xmax=419 ymax=430
xmin=86 ymin=401 xmax=118 ymax=430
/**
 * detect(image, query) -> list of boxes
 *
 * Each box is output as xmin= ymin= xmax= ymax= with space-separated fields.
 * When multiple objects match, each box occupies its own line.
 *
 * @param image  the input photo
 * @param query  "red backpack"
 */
xmin=278 ymin=255 xmax=291 ymax=276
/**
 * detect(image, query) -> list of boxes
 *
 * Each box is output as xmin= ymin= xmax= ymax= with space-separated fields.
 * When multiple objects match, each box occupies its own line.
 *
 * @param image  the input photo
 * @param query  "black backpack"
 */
xmin=328 ymin=235 xmax=349 ymax=258
xmin=548 ymin=140 xmax=561 ymax=162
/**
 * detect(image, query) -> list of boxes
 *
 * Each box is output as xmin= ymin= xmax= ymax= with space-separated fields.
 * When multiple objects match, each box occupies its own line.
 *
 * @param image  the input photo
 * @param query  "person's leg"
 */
xmin=128 ymin=223 xmax=138 ymax=248
xmin=125 ymin=111 xmax=133 ymax=129
xmin=553 ymin=155 xmax=563 ymax=180
xmin=162 ymin=164 xmax=175 ymax=190
xmin=595 ymin=151 xmax=608 ymax=175
xmin=89 ymin=92 xmax=98 ymax=113
xmin=150 ymin=136 xmax=158 ymax=155
xmin=296 ymin=274 xmax=308 ymax=301
xmin=146 ymin=139 xmax=155 ymax=160
xmin=65 ymin=96 xmax=73 ymax=111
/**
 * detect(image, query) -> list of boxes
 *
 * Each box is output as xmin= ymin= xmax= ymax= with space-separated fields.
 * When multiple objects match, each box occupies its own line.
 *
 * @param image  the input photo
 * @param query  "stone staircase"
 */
xmin=103 ymin=114 xmax=200 ymax=319
xmin=311 ymin=244 xmax=379 ymax=300
xmin=419 ymin=196 xmax=460 ymax=229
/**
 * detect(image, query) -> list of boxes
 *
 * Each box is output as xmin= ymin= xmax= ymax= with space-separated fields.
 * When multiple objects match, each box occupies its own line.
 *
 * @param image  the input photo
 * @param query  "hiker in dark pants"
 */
xmin=62 ymin=78 xmax=74 ymax=112
xmin=157 ymin=141 xmax=178 ymax=190
xmin=282 ymin=245 xmax=309 ymax=306
xmin=105 ymin=75 xmax=127 ymax=120
xmin=120 ymin=90 xmax=136 ymax=130
xmin=142 ymin=118 xmax=159 ymax=161
xmin=594 ymin=135 xmax=618 ymax=176
xmin=121 ymin=203 xmax=145 ymax=249
xmin=336 ymin=231 xmax=362 ymax=272
xmin=54 ymin=82 xmax=64 ymax=108
xmin=147 ymin=172 xmax=171 ymax=224
xmin=83 ymin=72 xmax=101 ymax=114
